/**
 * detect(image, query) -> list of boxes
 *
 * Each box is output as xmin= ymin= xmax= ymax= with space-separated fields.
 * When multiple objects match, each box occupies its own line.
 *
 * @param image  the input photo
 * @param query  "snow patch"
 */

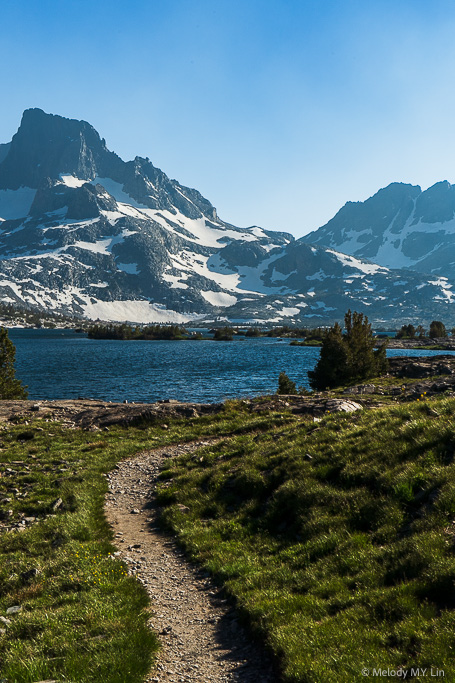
xmin=92 ymin=177 xmax=149 ymax=209
xmin=59 ymin=175 xmax=86 ymax=188
xmin=152 ymin=210 xmax=258 ymax=248
xmin=429 ymin=278 xmax=455 ymax=301
xmin=161 ymin=268 xmax=189 ymax=289
xmin=248 ymin=226 xmax=267 ymax=237
xmin=271 ymin=268 xmax=296 ymax=281
xmin=71 ymin=229 xmax=136 ymax=255
xmin=327 ymin=249 xmax=389 ymax=275
xmin=306 ymin=269 xmax=325 ymax=281
xmin=277 ymin=307 xmax=300 ymax=316
xmin=72 ymin=239 xmax=112 ymax=255
xmin=201 ymin=291 xmax=238 ymax=307
xmin=82 ymin=298 xmax=195 ymax=323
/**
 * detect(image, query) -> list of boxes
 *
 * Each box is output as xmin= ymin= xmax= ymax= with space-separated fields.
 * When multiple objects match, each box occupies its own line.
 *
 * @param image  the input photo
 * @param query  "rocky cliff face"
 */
xmin=0 ymin=108 xmax=124 ymax=190
xmin=306 ymin=181 xmax=455 ymax=279
xmin=0 ymin=109 xmax=453 ymax=325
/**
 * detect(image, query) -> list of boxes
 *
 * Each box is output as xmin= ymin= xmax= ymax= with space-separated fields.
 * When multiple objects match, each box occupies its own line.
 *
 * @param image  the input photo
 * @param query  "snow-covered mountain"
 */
xmin=306 ymin=181 xmax=455 ymax=279
xmin=0 ymin=109 xmax=453 ymax=325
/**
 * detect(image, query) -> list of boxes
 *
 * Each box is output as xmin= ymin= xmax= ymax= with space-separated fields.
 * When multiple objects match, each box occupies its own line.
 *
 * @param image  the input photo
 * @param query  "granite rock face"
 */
xmin=0 ymin=109 xmax=453 ymax=324
xmin=306 ymin=180 xmax=455 ymax=280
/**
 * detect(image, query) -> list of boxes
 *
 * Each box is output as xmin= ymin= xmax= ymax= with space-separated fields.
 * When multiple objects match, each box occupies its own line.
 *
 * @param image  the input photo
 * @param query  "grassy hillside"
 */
xmin=1 ymin=397 xmax=455 ymax=681
xmin=0 ymin=405 xmax=285 ymax=682
xmin=0 ymin=423 xmax=161 ymax=682
xmin=158 ymin=399 xmax=455 ymax=682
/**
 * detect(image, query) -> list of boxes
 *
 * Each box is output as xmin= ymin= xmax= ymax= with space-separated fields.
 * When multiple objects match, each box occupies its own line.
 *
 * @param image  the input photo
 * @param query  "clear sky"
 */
xmin=1 ymin=0 xmax=455 ymax=237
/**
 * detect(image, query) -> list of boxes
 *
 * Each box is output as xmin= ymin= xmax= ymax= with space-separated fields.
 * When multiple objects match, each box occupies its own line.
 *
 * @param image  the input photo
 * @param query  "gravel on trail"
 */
xmin=104 ymin=440 xmax=277 ymax=683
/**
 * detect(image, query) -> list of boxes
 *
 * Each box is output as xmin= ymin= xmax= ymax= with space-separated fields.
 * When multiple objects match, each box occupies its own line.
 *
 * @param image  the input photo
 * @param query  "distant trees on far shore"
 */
xmin=396 ymin=320 xmax=450 ymax=339
xmin=87 ymin=323 xmax=188 ymax=340
xmin=87 ymin=319 xmax=455 ymax=344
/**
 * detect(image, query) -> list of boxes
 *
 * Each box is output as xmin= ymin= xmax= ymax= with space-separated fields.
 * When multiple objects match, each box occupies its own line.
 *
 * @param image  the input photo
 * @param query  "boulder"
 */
xmin=325 ymin=400 xmax=362 ymax=413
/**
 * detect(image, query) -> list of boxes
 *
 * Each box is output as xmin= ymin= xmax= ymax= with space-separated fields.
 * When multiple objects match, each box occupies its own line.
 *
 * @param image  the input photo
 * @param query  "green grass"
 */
xmin=289 ymin=340 xmax=323 ymax=346
xmin=0 ymin=422 xmax=162 ymax=682
xmin=157 ymin=398 xmax=455 ymax=682
xmin=3 ymin=397 xmax=455 ymax=682
xmin=0 ymin=402 xmax=290 ymax=682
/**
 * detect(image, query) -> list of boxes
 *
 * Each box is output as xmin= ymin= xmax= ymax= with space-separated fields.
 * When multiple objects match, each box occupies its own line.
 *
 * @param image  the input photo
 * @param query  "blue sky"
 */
xmin=2 ymin=0 xmax=455 ymax=236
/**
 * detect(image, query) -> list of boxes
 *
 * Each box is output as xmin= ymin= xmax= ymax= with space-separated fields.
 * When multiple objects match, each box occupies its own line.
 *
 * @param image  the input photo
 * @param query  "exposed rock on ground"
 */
xmin=248 ymin=396 xmax=363 ymax=416
xmin=0 ymin=399 xmax=224 ymax=430
xmin=387 ymin=354 xmax=455 ymax=378
xmin=0 ymin=396 xmax=365 ymax=430
xmin=383 ymin=338 xmax=455 ymax=350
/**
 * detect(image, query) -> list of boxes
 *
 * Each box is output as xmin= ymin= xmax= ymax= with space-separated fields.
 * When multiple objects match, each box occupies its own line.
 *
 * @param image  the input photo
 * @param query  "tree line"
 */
xmin=396 ymin=320 xmax=451 ymax=339
xmin=87 ymin=324 xmax=189 ymax=340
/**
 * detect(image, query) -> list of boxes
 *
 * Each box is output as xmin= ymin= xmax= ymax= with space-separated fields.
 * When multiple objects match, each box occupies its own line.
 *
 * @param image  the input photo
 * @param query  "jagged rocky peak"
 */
xmin=119 ymin=155 xmax=219 ymax=221
xmin=0 ymin=108 xmax=222 ymax=224
xmin=0 ymin=108 xmax=123 ymax=190
xmin=0 ymin=107 xmax=453 ymax=325
xmin=305 ymin=179 xmax=455 ymax=275
xmin=413 ymin=180 xmax=455 ymax=225
xmin=307 ymin=182 xmax=421 ymax=250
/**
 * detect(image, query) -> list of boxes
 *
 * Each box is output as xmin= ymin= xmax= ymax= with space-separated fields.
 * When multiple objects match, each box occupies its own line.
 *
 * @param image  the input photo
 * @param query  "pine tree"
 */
xmin=396 ymin=324 xmax=416 ymax=339
xmin=345 ymin=310 xmax=387 ymax=381
xmin=277 ymin=372 xmax=298 ymax=394
xmin=213 ymin=326 xmax=234 ymax=341
xmin=0 ymin=327 xmax=28 ymax=399
xmin=308 ymin=311 xmax=388 ymax=390
xmin=307 ymin=322 xmax=349 ymax=390
xmin=429 ymin=320 xmax=447 ymax=338
xmin=416 ymin=324 xmax=426 ymax=338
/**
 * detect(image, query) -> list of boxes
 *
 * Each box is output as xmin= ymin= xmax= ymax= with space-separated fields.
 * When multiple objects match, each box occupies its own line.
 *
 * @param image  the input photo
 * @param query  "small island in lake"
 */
xmin=87 ymin=323 xmax=197 ymax=340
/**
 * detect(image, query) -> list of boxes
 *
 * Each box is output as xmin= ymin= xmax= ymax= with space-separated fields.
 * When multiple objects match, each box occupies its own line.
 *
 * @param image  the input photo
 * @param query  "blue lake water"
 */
xmin=9 ymin=329 xmax=455 ymax=403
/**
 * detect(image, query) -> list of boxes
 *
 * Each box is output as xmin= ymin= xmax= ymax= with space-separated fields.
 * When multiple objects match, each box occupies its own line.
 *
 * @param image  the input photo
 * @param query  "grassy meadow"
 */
xmin=0 ymin=395 xmax=454 ymax=681
xmin=0 ymin=405 xmax=284 ymax=682
xmin=158 ymin=398 xmax=455 ymax=682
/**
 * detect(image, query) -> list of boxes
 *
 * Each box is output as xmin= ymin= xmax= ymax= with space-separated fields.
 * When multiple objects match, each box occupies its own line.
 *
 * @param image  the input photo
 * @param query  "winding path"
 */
xmin=104 ymin=440 xmax=276 ymax=683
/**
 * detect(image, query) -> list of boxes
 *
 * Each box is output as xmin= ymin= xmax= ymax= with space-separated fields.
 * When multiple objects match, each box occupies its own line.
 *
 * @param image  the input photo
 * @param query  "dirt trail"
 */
xmin=104 ymin=440 xmax=276 ymax=683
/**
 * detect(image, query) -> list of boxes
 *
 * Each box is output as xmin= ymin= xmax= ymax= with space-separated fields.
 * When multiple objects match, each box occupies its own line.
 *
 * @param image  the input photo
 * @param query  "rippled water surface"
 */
xmin=10 ymin=329 xmax=455 ymax=403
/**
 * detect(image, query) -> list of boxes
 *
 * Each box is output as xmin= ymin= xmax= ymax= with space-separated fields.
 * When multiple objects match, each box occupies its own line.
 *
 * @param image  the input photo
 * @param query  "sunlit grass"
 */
xmin=0 ymin=402 xmax=290 ymax=681
xmin=158 ymin=398 xmax=455 ymax=682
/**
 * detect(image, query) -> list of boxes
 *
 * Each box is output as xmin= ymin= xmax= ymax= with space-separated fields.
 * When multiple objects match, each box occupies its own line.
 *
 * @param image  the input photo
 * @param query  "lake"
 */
xmin=10 ymin=329 xmax=455 ymax=403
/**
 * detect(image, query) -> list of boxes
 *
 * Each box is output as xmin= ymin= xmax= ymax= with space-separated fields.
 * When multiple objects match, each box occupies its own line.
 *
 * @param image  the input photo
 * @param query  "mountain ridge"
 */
xmin=0 ymin=108 xmax=453 ymax=325
xmin=306 ymin=180 xmax=455 ymax=277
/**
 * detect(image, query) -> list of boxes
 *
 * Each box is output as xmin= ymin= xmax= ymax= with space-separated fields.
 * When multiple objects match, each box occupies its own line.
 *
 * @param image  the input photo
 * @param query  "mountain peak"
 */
xmin=0 ymin=108 xmax=122 ymax=191
xmin=305 ymin=179 xmax=455 ymax=275
xmin=19 ymin=108 xmax=100 ymax=142
xmin=0 ymin=108 xmax=453 ymax=326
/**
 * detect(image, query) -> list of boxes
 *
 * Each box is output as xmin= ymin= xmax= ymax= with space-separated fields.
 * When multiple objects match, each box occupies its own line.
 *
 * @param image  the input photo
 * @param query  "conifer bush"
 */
xmin=308 ymin=310 xmax=388 ymax=390
xmin=429 ymin=320 xmax=447 ymax=338
xmin=0 ymin=327 xmax=28 ymax=399
xmin=277 ymin=371 xmax=298 ymax=394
